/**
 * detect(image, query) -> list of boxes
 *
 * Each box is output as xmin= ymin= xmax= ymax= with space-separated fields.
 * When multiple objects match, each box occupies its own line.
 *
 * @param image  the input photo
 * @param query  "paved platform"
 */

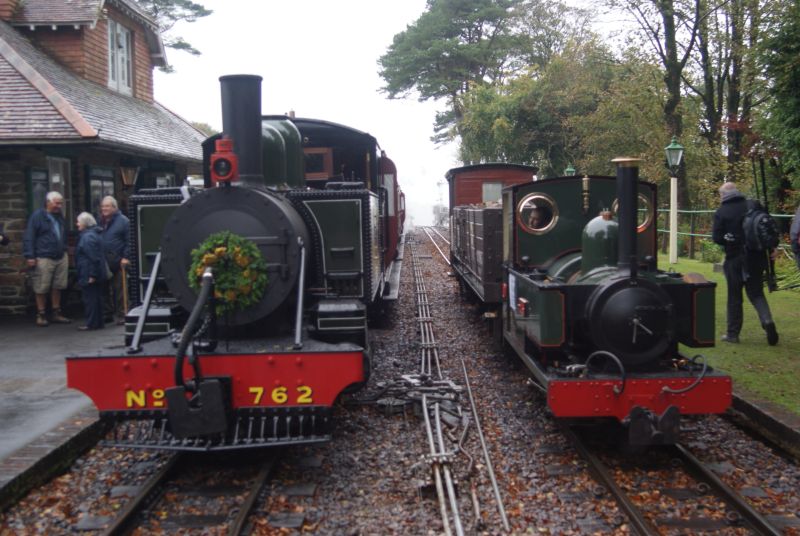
xmin=0 ymin=316 xmax=123 ymax=461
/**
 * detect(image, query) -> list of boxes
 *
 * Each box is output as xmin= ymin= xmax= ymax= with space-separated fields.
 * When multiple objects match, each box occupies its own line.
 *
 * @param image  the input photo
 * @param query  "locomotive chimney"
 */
xmin=219 ymin=74 xmax=264 ymax=188
xmin=612 ymin=157 xmax=641 ymax=273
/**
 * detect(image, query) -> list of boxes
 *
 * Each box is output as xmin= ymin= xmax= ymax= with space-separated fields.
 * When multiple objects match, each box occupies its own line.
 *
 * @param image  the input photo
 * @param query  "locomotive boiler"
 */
xmin=65 ymin=75 xmax=404 ymax=451
xmin=450 ymin=159 xmax=732 ymax=445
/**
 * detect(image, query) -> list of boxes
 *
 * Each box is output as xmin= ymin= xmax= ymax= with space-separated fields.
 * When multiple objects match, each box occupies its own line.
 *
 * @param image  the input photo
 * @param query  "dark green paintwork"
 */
xmin=261 ymin=123 xmax=287 ymax=186
xmin=263 ymin=118 xmax=305 ymax=188
xmin=692 ymin=286 xmax=715 ymax=344
xmin=304 ymin=199 xmax=364 ymax=294
xmin=512 ymin=177 xmax=656 ymax=269
xmin=137 ymin=203 xmax=179 ymax=278
xmin=581 ymin=214 xmax=618 ymax=273
xmin=508 ymin=270 xmax=565 ymax=346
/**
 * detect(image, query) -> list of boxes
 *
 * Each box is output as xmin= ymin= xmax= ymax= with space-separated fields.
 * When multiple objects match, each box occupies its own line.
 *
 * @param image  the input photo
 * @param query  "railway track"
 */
xmin=423 ymin=226 xmax=451 ymax=265
xmin=562 ymin=425 xmax=795 ymax=535
xmin=380 ymin=237 xmax=508 ymax=535
xmin=94 ymin=451 xmax=277 ymax=535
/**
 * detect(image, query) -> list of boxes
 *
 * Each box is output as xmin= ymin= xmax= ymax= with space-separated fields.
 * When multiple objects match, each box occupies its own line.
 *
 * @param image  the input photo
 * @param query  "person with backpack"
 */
xmin=712 ymin=182 xmax=779 ymax=345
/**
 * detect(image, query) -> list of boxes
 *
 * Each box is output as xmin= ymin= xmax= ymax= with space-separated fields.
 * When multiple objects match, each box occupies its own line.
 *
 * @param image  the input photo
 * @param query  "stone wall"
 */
xmin=0 ymin=151 xmax=29 ymax=315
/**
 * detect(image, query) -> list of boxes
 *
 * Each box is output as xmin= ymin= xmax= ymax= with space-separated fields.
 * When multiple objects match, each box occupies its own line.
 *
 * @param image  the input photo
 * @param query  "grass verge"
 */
xmin=662 ymin=254 xmax=800 ymax=417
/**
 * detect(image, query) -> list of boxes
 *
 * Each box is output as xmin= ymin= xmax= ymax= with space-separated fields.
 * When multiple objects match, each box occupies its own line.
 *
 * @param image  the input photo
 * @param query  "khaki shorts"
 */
xmin=31 ymin=255 xmax=68 ymax=294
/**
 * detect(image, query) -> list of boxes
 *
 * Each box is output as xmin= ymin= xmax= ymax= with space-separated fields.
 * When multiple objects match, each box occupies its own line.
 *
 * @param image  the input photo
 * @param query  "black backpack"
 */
xmin=742 ymin=199 xmax=779 ymax=251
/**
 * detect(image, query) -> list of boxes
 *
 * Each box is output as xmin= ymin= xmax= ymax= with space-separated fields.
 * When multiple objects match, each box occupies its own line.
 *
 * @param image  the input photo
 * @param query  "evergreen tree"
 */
xmin=137 ymin=0 xmax=212 ymax=69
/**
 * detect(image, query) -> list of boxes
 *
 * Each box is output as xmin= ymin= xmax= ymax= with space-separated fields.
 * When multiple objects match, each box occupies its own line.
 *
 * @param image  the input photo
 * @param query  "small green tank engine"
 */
xmin=450 ymin=159 xmax=731 ymax=445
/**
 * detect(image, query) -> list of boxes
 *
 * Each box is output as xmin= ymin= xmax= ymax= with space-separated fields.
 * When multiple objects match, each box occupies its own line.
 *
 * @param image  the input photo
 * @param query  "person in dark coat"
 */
xmin=23 ymin=191 xmax=71 ymax=327
xmin=99 ymin=196 xmax=130 ymax=324
xmin=712 ymin=182 xmax=778 ymax=345
xmin=75 ymin=212 xmax=107 ymax=330
xmin=791 ymin=203 xmax=800 ymax=270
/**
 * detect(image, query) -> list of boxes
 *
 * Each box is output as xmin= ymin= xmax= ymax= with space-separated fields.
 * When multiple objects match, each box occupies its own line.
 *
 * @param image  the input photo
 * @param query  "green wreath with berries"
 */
xmin=188 ymin=231 xmax=268 ymax=316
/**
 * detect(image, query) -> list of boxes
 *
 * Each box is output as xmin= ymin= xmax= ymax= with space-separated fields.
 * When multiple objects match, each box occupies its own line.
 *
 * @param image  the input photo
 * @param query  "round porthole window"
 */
xmin=518 ymin=193 xmax=558 ymax=235
xmin=611 ymin=193 xmax=654 ymax=232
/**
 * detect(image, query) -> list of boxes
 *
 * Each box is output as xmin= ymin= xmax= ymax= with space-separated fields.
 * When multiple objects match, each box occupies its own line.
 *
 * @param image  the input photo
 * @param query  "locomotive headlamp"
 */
xmin=210 ymin=138 xmax=239 ymax=184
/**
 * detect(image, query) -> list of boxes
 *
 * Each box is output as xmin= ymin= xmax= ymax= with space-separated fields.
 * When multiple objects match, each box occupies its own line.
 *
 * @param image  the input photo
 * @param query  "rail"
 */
xmin=409 ymin=237 xmax=509 ymax=533
xmin=423 ymin=227 xmax=451 ymax=266
xmin=654 ymin=208 xmax=794 ymax=260
xmin=100 ymin=452 xmax=277 ymax=535
xmin=563 ymin=424 xmax=786 ymax=536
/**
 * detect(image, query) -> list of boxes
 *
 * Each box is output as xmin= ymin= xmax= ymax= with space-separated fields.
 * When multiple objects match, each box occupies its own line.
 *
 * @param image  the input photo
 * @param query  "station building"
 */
xmin=0 ymin=0 xmax=204 ymax=315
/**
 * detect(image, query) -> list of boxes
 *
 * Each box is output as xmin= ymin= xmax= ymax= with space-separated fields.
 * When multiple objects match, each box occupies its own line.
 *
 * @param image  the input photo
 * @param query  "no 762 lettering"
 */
xmin=124 ymin=385 xmax=314 ymax=408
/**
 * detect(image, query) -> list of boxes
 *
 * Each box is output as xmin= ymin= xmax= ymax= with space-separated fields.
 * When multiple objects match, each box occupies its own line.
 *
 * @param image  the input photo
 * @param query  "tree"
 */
xmin=138 ymin=0 xmax=212 ymax=68
xmin=606 ymin=0 xmax=703 ymax=204
xmin=191 ymin=122 xmax=217 ymax=137
xmin=684 ymin=0 xmax=769 ymax=181
xmin=458 ymin=40 xmax=617 ymax=176
xmin=759 ymin=1 xmax=800 ymax=180
xmin=378 ymin=0 xmax=585 ymax=144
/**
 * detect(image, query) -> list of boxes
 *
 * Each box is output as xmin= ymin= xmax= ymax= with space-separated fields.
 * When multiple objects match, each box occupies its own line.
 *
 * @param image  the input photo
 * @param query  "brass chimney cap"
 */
xmin=611 ymin=157 xmax=642 ymax=167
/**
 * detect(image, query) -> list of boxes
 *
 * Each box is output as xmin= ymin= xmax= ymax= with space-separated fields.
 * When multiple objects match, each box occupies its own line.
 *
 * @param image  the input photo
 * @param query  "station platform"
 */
xmin=0 ymin=316 xmax=123 ymax=500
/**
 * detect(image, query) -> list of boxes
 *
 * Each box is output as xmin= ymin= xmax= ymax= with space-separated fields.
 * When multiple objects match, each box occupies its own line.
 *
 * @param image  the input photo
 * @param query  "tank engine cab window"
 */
xmin=518 ymin=193 xmax=558 ymax=235
xmin=303 ymin=148 xmax=333 ymax=180
xmin=482 ymin=182 xmax=502 ymax=203
xmin=611 ymin=193 xmax=654 ymax=232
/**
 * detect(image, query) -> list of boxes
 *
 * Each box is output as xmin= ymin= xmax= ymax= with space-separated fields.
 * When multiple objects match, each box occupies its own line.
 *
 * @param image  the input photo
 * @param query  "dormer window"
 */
xmin=107 ymin=19 xmax=132 ymax=95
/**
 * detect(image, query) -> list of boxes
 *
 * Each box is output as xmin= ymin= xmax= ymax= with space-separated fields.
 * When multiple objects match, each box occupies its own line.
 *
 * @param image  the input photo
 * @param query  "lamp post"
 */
xmin=665 ymin=136 xmax=684 ymax=264
xmin=564 ymin=164 xmax=576 ymax=176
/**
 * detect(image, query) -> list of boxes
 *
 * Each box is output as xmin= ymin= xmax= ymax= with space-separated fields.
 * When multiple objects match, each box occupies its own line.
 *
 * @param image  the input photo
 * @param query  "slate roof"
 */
xmin=0 ymin=53 xmax=78 ymax=139
xmin=10 ymin=0 xmax=102 ymax=26
xmin=0 ymin=18 xmax=203 ymax=163
xmin=9 ymin=0 xmax=157 ymax=30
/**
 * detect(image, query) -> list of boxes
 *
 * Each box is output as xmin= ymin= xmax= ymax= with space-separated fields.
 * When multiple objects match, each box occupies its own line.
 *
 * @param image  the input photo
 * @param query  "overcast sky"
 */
xmin=153 ymin=0 xmax=458 ymax=227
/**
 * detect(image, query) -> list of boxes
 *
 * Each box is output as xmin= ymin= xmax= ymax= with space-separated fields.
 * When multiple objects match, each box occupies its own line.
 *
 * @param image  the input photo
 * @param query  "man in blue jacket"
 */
xmin=23 ymin=191 xmax=71 ymax=327
xmin=99 ymin=196 xmax=130 ymax=324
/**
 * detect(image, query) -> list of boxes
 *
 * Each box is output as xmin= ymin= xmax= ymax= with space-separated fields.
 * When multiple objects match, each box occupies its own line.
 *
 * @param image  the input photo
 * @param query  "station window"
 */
xmin=45 ymin=157 xmax=73 ymax=230
xmin=517 ymin=193 xmax=558 ymax=235
xmin=155 ymin=173 xmax=176 ymax=188
xmin=108 ymin=19 xmax=133 ymax=95
xmin=87 ymin=167 xmax=116 ymax=217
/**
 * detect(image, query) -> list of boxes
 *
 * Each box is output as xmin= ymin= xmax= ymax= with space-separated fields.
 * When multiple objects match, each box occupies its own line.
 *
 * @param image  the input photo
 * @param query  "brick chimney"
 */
xmin=0 ymin=0 xmax=19 ymax=20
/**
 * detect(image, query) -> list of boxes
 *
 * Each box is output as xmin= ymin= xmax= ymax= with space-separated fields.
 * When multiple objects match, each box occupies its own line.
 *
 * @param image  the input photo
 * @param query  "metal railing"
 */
xmin=655 ymin=208 xmax=793 ymax=260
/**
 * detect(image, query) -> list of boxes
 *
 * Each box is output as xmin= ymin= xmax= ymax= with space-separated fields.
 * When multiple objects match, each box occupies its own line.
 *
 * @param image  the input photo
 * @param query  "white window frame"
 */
xmin=46 ymin=157 xmax=73 ymax=230
xmin=107 ymin=19 xmax=133 ymax=95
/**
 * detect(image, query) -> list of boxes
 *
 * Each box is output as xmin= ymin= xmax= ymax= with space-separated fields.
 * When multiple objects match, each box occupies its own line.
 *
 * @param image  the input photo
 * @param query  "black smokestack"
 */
xmin=613 ymin=158 xmax=640 ymax=273
xmin=219 ymin=74 xmax=263 ymax=187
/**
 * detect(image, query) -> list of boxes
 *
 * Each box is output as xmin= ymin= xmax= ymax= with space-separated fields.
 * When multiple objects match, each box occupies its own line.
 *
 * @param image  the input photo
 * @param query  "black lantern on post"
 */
xmin=664 ymin=136 xmax=684 ymax=264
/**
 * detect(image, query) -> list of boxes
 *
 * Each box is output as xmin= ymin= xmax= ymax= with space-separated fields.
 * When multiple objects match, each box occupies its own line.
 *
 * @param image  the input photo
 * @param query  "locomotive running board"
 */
xmin=383 ymin=240 xmax=405 ymax=301
xmin=101 ymin=407 xmax=332 ymax=451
